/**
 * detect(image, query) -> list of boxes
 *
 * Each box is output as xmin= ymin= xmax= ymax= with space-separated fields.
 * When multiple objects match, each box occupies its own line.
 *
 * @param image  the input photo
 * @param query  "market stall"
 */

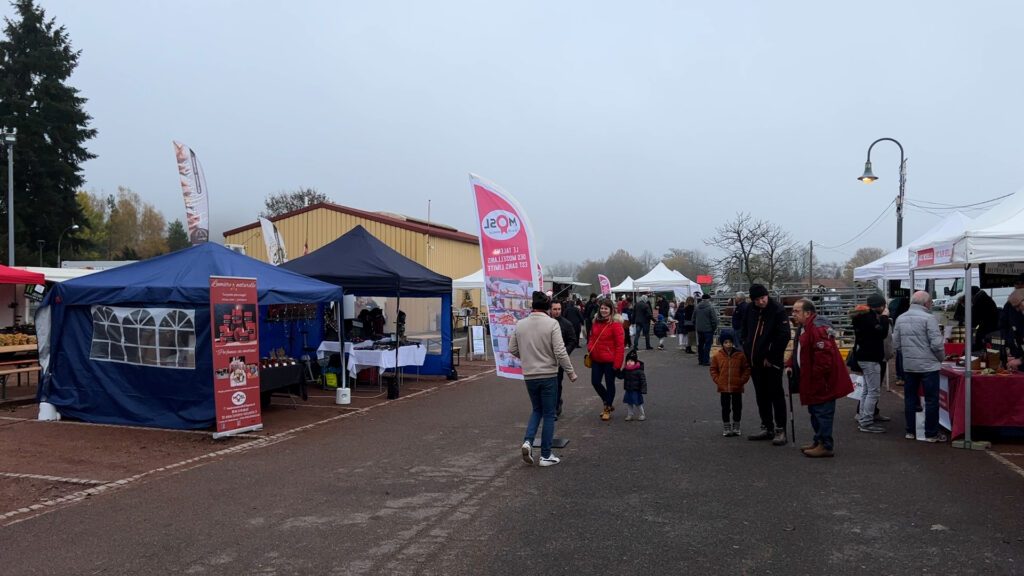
xmin=35 ymin=243 xmax=343 ymax=429
xmin=909 ymin=191 xmax=1024 ymax=444
xmin=854 ymin=212 xmax=977 ymax=290
xmin=280 ymin=225 xmax=453 ymax=384
xmin=940 ymin=365 xmax=1024 ymax=439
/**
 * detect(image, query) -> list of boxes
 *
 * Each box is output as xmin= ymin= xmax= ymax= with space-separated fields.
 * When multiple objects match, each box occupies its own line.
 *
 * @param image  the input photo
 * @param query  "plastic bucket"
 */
xmin=336 ymin=387 xmax=351 ymax=405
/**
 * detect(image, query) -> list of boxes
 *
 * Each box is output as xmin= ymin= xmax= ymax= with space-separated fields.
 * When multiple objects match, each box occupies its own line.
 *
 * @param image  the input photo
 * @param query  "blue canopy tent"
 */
xmin=280 ymin=225 xmax=453 ymax=376
xmin=35 ymin=243 xmax=343 ymax=429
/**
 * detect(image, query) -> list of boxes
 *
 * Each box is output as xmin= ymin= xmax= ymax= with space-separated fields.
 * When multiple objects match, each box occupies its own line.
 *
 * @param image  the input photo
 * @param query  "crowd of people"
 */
xmin=509 ymin=282 xmax=1024 ymax=467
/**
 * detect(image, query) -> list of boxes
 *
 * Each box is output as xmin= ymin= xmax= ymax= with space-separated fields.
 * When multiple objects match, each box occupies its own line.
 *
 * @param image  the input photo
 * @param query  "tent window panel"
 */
xmin=90 ymin=340 xmax=109 ymax=360
xmin=123 ymin=345 xmax=141 ymax=365
xmin=158 ymin=347 xmax=178 ymax=367
xmin=177 ymin=349 xmax=195 ymax=368
xmin=109 ymin=343 xmax=126 ymax=362
xmin=88 ymin=306 xmax=196 ymax=369
xmin=140 ymin=347 xmax=159 ymax=366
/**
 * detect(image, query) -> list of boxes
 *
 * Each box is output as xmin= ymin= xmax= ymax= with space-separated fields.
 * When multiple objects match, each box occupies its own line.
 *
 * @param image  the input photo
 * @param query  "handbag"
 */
xmin=846 ymin=347 xmax=862 ymax=374
xmin=584 ymin=321 xmax=610 ymax=368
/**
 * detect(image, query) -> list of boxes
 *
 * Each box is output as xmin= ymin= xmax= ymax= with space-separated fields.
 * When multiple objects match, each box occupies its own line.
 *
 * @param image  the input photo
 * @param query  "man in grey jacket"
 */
xmin=694 ymin=293 xmax=719 ymax=366
xmin=509 ymin=291 xmax=577 ymax=467
xmin=892 ymin=291 xmax=947 ymax=442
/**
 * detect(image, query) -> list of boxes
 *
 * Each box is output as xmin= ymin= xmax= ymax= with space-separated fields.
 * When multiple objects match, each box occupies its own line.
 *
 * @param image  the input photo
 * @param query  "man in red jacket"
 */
xmin=786 ymin=298 xmax=854 ymax=458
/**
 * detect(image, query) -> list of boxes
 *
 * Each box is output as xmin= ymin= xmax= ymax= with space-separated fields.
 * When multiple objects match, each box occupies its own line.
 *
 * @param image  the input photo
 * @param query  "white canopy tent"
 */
xmin=610 ymin=276 xmax=639 ymax=293
xmin=908 ymin=191 xmax=1024 ymax=448
xmin=854 ymin=212 xmax=977 ymax=284
xmin=452 ymin=269 xmax=484 ymax=290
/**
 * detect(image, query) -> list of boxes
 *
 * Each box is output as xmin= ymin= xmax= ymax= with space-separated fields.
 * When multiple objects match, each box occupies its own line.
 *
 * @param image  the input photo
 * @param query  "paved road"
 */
xmin=4 ymin=347 xmax=1023 ymax=575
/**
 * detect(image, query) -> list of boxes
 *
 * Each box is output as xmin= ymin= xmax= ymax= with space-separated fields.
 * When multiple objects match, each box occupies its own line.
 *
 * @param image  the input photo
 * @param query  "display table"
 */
xmin=940 ymin=365 xmax=1024 ymax=439
xmin=259 ymin=363 xmax=306 ymax=408
xmin=347 ymin=344 xmax=427 ymax=378
xmin=316 ymin=340 xmax=373 ymax=360
xmin=0 ymin=344 xmax=39 ymax=400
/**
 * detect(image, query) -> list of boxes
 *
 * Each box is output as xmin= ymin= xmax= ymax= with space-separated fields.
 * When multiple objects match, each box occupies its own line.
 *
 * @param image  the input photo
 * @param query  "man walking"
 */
xmin=560 ymin=296 xmax=584 ymax=348
xmin=787 ymin=299 xmax=854 ymax=458
xmin=893 ymin=291 xmax=947 ymax=442
xmin=694 ymin=293 xmax=718 ymax=366
xmin=731 ymin=291 xmax=749 ymax=344
xmin=852 ymin=293 xmax=891 ymax=433
xmin=510 ymin=291 xmax=577 ymax=467
xmin=551 ymin=300 xmax=579 ymax=419
xmin=741 ymin=284 xmax=791 ymax=445
xmin=634 ymin=295 xmax=654 ymax=350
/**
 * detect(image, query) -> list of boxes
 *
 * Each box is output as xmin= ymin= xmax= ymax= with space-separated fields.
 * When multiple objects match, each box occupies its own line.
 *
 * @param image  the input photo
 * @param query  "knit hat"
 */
xmin=701 ymin=293 xmax=711 ymax=300
xmin=749 ymin=284 xmax=769 ymax=299
xmin=866 ymin=293 xmax=886 ymax=308
xmin=719 ymin=330 xmax=735 ymax=345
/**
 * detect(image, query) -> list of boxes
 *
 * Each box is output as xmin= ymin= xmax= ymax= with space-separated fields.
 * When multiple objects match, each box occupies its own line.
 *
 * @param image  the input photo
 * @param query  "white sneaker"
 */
xmin=625 ymin=413 xmax=634 ymax=421
xmin=539 ymin=454 xmax=561 ymax=467
xmin=638 ymin=412 xmax=646 ymax=421
xmin=521 ymin=441 xmax=534 ymax=465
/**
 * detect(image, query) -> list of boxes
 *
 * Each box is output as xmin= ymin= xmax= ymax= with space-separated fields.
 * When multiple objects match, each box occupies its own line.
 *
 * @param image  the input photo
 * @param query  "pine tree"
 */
xmin=166 ymin=219 xmax=190 ymax=252
xmin=0 ymin=0 xmax=96 ymax=265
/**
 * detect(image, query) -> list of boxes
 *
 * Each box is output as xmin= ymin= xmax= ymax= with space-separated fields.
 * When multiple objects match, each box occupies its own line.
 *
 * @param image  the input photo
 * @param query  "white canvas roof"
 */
xmin=910 ymin=191 xmax=1024 ymax=270
xmin=853 ymin=212 xmax=974 ymax=281
xmin=634 ymin=263 xmax=690 ymax=291
xmin=17 ymin=266 xmax=99 ymax=283
xmin=610 ymin=276 xmax=637 ymax=293
xmin=452 ymin=269 xmax=484 ymax=290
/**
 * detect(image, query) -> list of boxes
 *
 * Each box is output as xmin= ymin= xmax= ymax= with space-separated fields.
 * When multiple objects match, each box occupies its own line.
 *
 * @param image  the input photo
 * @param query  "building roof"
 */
xmin=223 ymin=202 xmax=479 ymax=245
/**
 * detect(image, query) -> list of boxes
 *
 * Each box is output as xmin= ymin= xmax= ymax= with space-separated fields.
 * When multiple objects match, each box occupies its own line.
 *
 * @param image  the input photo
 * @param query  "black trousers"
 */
xmin=720 ymin=392 xmax=742 ymax=422
xmin=751 ymin=365 xmax=787 ymax=430
xmin=556 ymin=367 xmax=565 ymax=414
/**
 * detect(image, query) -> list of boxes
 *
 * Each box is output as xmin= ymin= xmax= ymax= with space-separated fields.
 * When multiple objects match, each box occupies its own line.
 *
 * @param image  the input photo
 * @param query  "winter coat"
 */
xmin=556 ymin=315 xmax=578 ymax=355
xmin=731 ymin=300 xmax=749 ymax=332
xmin=710 ymin=348 xmax=751 ymax=393
xmin=1000 ymin=301 xmax=1024 ymax=359
xmin=561 ymin=304 xmax=584 ymax=339
xmin=634 ymin=300 xmax=653 ymax=325
xmin=851 ymin=308 xmax=890 ymax=363
xmin=893 ymin=304 xmax=944 ymax=373
xmin=694 ymin=301 xmax=718 ymax=333
xmin=622 ymin=361 xmax=647 ymax=394
xmin=587 ymin=317 xmax=625 ymax=369
xmin=657 ymin=299 xmax=670 ymax=319
xmin=742 ymin=298 xmax=791 ymax=368
xmin=584 ymin=299 xmax=599 ymax=326
xmin=788 ymin=313 xmax=853 ymax=406
xmin=954 ymin=290 xmax=1002 ymax=348
xmin=653 ymin=319 xmax=669 ymax=338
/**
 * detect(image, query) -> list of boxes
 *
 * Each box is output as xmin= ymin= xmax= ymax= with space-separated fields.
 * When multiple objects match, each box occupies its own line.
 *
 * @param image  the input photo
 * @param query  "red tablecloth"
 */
xmin=941 ymin=366 xmax=1024 ymax=439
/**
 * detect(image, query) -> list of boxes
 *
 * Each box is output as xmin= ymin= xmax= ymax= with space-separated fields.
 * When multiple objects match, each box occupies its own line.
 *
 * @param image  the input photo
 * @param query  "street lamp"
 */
xmin=1 ymin=127 xmax=15 ymax=266
xmin=858 ymin=137 xmax=906 ymax=248
xmin=57 ymin=223 xmax=79 ymax=268
xmin=37 ymin=240 xmax=45 ymax=266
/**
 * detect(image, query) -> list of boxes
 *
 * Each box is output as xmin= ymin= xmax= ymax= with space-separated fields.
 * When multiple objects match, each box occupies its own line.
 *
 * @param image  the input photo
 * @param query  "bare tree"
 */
xmin=704 ymin=213 xmax=767 ymax=286
xmin=261 ymin=187 xmax=330 ymax=218
xmin=759 ymin=223 xmax=796 ymax=289
xmin=843 ymin=247 xmax=887 ymax=281
xmin=663 ymin=248 xmax=712 ymax=281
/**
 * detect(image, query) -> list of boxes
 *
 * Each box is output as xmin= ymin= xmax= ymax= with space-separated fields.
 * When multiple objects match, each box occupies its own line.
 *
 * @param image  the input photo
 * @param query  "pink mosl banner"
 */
xmin=598 ymin=274 xmax=611 ymax=295
xmin=469 ymin=174 xmax=541 ymax=380
xmin=173 ymin=140 xmax=210 ymax=245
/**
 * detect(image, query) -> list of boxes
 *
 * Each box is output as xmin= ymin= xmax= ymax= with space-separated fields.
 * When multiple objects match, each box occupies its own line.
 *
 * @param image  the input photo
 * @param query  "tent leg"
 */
xmin=952 ymin=265 xmax=989 ymax=450
xmin=335 ymin=301 xmax=349 ymax=405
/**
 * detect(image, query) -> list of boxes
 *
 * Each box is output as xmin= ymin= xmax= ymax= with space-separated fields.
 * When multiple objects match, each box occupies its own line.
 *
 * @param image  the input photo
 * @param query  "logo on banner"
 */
xmin=481 ymin=210 xmax=522 ymax=241
xmin=231 ymin=391 xmax=247 ymax=405
xmin=934 ymin=244 xmax=953 ymax=265
xmin=916 ymin=248 xmax=935 ymax=268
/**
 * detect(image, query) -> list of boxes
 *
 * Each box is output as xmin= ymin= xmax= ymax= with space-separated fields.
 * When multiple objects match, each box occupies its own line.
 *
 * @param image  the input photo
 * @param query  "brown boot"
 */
xmin=803 ymin=445 xmax=834 ymax=458
xmin=600 ymin=407 xmax=611 ymax=421
xmin=800 ymin=442 xmax=819 ymax=452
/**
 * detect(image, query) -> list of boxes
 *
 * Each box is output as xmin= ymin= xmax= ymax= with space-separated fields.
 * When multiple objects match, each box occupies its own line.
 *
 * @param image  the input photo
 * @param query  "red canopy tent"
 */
xmin=0 ymin=265 xmax=44 ymax=285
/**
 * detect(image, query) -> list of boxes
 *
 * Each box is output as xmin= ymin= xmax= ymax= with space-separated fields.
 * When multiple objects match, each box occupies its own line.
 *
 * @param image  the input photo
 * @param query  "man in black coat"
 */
xmin=583 ymin=294 xmax=598 ymax=342
xmin=852 ymin=293 xmax=891 ymax=433
xmin=741 ymin=284 xmax=792 ymax=445
xmin=560 ymin=297 xmax=584 ymax=346
xmin=634 ymin=296 xmax=654 ymax=350
xmin=551 ymin=300 xmax=579 ymax=418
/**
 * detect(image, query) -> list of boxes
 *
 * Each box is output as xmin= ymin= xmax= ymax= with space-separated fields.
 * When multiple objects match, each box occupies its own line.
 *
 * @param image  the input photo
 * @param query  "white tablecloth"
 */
xmin=347 ymin=345 xmax=427 ymax=377
xmin=316 ymin=340 xmax=373 ymax=360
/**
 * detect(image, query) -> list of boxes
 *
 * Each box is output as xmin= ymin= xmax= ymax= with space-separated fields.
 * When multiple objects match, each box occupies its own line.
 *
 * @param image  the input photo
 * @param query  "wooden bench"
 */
xmin=0 ymin=364 xmax=41 ymax=400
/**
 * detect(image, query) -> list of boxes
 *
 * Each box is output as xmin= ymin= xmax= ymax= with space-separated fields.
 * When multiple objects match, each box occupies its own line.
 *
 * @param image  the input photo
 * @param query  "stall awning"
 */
xmin=0 ymin=264 xmax=44 ymax=285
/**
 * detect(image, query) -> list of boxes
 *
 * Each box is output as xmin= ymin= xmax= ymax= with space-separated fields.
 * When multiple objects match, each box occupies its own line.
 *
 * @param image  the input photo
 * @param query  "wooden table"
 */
xmin=0 ymin=344 xmax=40 ymax=400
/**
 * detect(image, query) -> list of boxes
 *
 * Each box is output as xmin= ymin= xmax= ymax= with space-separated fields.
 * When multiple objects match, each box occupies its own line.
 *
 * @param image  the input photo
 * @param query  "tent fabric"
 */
xmin=910 ymin=192 xmax=1024 ymax=269
xmin=0 ymin=264 xmax=44 ymax=285
xmin=854 ymin=212 xmax=974 ymax=281
xmin=453 ymin=269 xmax=484 ymax=290
xmin=37 ymin=243 xmax=343 ymax=430
xmin=280 ymin=225 xmax=452 ymax=297
xmin=635 ymin=263 xmax=690 ymax=291
xmin=610 ymin=276 xmax=637 ymax=293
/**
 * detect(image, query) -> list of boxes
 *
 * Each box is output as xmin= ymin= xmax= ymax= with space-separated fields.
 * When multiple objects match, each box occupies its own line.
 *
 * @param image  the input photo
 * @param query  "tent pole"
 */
xmin=336 ymin=300 xmax=347 ymax=401
xmin=963 ymin=264 xmax=973 ymax=448
xmin=395 ymin=293 xmax=401 ymax=391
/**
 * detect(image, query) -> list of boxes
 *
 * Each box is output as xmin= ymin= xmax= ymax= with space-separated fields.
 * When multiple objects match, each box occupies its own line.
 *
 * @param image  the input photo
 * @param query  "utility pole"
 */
xmin=808 ymin=240 xmax=814 ymax=289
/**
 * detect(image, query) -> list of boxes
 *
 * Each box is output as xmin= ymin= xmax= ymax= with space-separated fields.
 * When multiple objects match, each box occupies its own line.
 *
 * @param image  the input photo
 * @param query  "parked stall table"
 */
xmin=0 ymin=344 xmax=40 ymax=400
xmin=259 ymin=363 xmax=306 ymax=408
xmin=940 ymin=364 xmax=1024 ymax=439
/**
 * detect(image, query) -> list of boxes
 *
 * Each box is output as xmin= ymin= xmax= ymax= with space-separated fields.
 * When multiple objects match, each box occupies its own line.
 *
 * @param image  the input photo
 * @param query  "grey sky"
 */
xmin=7 ymin=1 xmax=1024 ymax=265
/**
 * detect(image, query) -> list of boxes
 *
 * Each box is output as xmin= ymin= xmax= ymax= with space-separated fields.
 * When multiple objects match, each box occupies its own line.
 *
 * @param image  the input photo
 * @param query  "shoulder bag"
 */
xmin=584 ymin=322 xmax=608 ymax=368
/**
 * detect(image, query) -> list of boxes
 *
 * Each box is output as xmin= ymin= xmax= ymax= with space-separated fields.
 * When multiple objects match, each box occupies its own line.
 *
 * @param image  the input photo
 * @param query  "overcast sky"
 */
xmin=6 ymin=1 xmax=1024 ymax=265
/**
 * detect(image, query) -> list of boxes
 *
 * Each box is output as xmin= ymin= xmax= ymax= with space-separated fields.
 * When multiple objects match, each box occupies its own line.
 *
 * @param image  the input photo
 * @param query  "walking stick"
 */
xmin=787 ymin=370 xmax=797 ymax=444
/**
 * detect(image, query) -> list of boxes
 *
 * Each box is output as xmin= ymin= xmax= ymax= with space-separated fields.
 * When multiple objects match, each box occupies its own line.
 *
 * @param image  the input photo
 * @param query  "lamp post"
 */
xmin=37 ymin=240 xmax=45 ymax=266
xmin=1 ymin=128 xmax=15 ymax=266
xmin=858 ymin=137 xmax=906 ymax=248
xmin=57 ymin=223 xmax=79 ymax=268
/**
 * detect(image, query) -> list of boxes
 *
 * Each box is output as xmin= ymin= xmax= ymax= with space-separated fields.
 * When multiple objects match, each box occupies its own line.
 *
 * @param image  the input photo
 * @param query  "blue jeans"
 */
xmin=808 ymin=400 xmax=836 ymax=451
xmin=697 ymin=331 xmax=714 ymax=365
xmin=904 ymin=371 xmax=940 ymax=437
xmin=524 ymin=377 xmax=557 ymax=458
xmin=590 ymin=361 xmax=617 ymax=407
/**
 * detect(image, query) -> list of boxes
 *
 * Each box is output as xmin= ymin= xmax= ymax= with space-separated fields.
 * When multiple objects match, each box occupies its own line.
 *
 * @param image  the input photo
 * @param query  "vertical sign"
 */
xmin=210 ymin=276 xmax=263 ymax=438
xmin=258 ymin=216 xmax=288 ymax=265
xmin=173 ymin=141 xmax=211 ymax=245
xmin=597 ymin=274 xmax=612 ymax=296
xmin=470 ymin=174 xmax=540 ymax=380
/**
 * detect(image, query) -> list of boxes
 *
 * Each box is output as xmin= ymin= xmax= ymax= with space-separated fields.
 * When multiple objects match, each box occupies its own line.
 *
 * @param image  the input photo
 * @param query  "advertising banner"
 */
xmin=210 ymin=276 xmax=263 ymax=438
xmin=258 ymin=217 xmax=288 ymax=265
xmin=173 ymin=141 xmax=210 ymax=245
xmin=598 ymin=274 xmax=611 ymax=296
xmin=470 ymin=174 xmax=540 ymax=379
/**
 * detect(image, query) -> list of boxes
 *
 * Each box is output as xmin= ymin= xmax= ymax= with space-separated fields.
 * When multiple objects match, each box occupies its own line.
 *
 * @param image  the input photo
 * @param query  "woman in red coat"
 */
xmin=786 ymin=298 xmax=853 ymax=458
xmin=588 ymin=298 xmax=625 ymax=421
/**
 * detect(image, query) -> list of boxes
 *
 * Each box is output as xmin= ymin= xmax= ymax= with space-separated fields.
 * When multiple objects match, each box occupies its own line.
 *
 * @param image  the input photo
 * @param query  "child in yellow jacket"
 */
xmin=709 ymin=331 xmax=751 ymax=437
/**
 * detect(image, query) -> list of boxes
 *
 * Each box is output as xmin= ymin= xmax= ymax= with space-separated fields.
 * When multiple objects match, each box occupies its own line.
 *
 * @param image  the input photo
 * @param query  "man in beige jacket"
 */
xmin=510 ymin=291 xmax=577 ymax=467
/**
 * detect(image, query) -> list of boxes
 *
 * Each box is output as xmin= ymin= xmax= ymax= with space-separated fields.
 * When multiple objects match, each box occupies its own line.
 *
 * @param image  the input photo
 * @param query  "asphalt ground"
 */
xmin=2 ymin=345 xmax=1024 ymax=575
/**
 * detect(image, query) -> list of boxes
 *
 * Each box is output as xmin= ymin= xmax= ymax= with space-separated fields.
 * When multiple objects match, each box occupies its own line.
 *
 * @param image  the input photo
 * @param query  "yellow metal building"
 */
xmin=222 ymin=203 xmax=481 ymax=335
